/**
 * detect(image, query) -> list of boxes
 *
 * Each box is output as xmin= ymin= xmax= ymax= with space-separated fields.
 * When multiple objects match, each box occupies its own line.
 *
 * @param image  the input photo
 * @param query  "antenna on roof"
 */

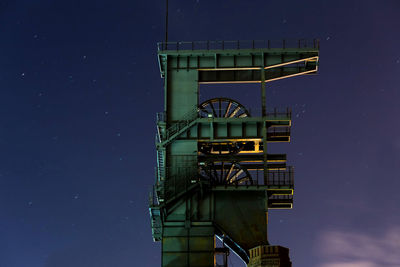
xmin=165 ymin=0 xmax=169 ymax=48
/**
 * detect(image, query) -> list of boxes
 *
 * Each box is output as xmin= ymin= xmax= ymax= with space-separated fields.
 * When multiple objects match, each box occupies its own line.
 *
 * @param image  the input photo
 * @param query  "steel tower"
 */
xmin=149 ymin=39 xmax=319 ymax=267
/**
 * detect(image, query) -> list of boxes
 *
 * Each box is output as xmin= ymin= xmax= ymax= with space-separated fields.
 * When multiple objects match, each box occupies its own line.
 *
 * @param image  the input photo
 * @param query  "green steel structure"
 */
xmin=149 ymin=39 xmax=319 ymax=267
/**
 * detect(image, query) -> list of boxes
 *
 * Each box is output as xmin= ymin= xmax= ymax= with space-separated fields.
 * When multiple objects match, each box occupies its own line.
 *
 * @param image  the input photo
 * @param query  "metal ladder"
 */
xmin=156 ymin=149 xmax=165 ymax=182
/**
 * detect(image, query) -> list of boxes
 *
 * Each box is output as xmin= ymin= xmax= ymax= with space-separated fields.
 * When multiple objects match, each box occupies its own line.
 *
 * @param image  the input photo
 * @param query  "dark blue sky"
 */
xmin=1 ymin=1 xmax=399 ymax=266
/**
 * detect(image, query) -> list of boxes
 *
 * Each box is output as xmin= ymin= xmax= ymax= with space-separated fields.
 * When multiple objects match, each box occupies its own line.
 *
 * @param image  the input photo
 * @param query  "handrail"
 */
xmin=198 ymin=107 xmax=291 ymax=118
xmin=267 ymin=166 xmax=294 ymax=187
xmin=163 ymin=107 xmax=200 ymax=141
xmin=157 ymin=107 xmax=291 ymax=126
xmin=156 ymin=112 xmax=166 ymax=123
xmin=158 ymin=39 xmax=319 ymax=51
xmin=268 ymin=127 xmax=291 ymax=136
xmin=155 ymin=107 xmax=291 ymax=145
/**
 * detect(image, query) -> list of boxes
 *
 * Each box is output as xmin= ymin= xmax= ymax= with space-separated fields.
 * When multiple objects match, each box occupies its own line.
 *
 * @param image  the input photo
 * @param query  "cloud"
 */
xmin=321 ymin=262 xmax=377 ymax=267
xmin=316 ymin=226 xmax=400 ymax=267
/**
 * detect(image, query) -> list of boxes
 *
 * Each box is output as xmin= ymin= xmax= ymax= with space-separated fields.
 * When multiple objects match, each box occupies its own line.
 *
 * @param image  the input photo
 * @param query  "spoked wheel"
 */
xmin=199 ymin=162 xmax=253 ymax=185
xmin=198 ymin=98 xmax=250 ymax=155
xmin=199 ymin=98 xmax=250 ymax=118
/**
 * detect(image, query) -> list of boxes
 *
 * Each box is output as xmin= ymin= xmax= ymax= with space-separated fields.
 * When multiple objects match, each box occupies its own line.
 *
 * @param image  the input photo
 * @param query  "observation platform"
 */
xmin=156 ymin=107 xmax=292 ymax=150
xmin=158 ymin=39 xmax=319 ymax=84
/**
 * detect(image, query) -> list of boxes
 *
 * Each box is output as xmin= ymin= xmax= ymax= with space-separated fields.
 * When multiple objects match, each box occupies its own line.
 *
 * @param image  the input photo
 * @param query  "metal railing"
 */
xmin=266 ymin=167 xmax=294 ymax=187
xmin=154 ymin=164 xmax=294 ymax=201
xmin=149 ymin=185 xmax=159 ymax=207
xmin=149 ymin=186 xmax=162 ymax=241
xmin=269 ymin=194 xmax=293 ymax=200
xmin=156 ymin=149 xmax=165 ymax=182
xmin=160 ymin=107 xmax=200 ymax=142
xmin=163 ymin=166 xmax=199 ymax=200
xmin=155 ymin=155 xmax=199 ymax=200
xmin=246 ymin=166 xmax=294 ymax=187
xmin=157 ymin=107 xmax=291 ymax=124
xmin=158 ymin=39 xmax=319 ymax=51
xmin=268 ymin=127 xmax=291 ymax=137
xmin=265 ymin=107 xmax=292 ymax=118
xmin=156 ymin=112 xmax=166 ymax=123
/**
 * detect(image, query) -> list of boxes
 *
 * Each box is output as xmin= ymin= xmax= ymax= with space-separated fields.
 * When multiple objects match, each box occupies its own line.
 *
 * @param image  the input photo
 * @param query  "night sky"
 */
xmin=1 ymin=1 xmax=400 ymax=266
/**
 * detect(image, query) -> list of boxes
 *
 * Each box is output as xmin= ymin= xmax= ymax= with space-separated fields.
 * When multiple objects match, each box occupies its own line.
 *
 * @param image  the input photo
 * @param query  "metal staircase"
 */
xmin=158 ymin=107 xmax=199 ymax=148
xmin=149 ymin=187 xmax=162 ymax=241
xmin=156 ymin=149 xmax=165 ymax=182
